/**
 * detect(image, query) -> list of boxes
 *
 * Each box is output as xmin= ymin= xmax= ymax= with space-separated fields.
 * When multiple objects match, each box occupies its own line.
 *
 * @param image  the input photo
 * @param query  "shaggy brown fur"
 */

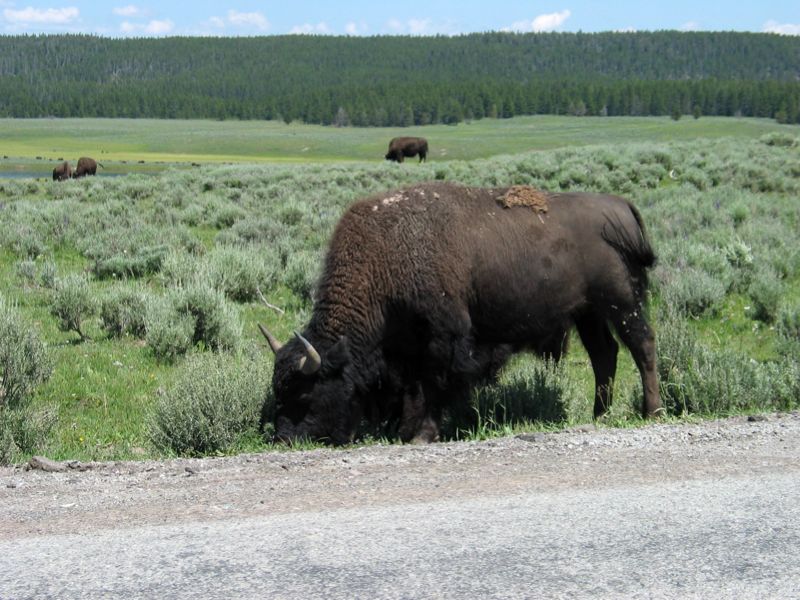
xmin=73 ymin=156 xmax=103 ymax=178
xmin=52 ymin=161 xmax=72 ymax=181
xmin=268 ymin=182 xmax=660 ymax=446
xmin=385 ymin=137 xmax=428 ymax=163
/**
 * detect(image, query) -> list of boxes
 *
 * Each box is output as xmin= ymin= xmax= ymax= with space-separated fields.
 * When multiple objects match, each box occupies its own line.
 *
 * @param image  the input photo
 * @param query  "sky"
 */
xmin=0 ymin=1 xmax=798 ymax=37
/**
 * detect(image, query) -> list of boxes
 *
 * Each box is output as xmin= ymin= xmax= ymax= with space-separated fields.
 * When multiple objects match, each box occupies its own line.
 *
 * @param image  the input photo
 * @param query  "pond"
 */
xmin=0 ymin=171 xmax=132 ymax=180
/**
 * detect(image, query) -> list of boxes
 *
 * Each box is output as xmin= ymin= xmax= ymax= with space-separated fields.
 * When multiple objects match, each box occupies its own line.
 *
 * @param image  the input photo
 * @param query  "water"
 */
xmin=0 ymin=171 xmax=136 ymax=180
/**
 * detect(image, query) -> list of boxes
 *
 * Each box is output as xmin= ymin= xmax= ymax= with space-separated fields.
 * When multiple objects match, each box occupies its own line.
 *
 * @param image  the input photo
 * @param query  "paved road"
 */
xmin=2 ymin=415 xmax=799 ymax=599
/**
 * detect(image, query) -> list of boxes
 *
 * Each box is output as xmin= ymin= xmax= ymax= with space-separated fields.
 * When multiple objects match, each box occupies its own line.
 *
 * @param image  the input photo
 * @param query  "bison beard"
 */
xmin=263 ymin=182 xmax=660 ymax=445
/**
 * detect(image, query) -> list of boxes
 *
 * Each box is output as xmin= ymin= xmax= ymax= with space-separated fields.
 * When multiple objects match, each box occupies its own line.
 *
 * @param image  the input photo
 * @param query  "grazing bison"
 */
xmin=385 ymin=136 xmax=428 ymax=163
xmin=261 ymin=182 xmax=660 ymax=446
xmin=52 ymin=161 xmax=72 ymax=181
xmin=73 ymin=156 xmax=103 ymax=178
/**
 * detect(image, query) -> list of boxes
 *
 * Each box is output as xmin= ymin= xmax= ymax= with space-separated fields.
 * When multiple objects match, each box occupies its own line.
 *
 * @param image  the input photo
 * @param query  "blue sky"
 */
xmin=1 ymin=1 xmax=798 ymax=37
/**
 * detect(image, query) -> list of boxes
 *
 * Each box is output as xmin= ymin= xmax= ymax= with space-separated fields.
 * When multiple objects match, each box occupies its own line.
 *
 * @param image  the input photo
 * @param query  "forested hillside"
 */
xmin=1 ymin=31 xmax=798 ymax=125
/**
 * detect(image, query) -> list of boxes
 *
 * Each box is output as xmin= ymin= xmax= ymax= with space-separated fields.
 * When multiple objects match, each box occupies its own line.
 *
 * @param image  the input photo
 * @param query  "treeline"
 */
xmin=0 ymin=31 xmax=798 ymax=125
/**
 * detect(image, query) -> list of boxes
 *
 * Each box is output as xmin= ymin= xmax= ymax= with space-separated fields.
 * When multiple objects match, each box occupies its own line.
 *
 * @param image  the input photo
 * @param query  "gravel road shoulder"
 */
xmin=2 ymin=413 xmax=799 ymax=539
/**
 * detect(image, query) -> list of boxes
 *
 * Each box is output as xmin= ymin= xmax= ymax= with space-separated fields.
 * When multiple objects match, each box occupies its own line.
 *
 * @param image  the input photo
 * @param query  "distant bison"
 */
xmin=385 ymin=137 xmax=428 ymax=163
xmin=52 ymin=161 xmax=72 ymax=181
xmin=73 ymin=156 xmax=103 ymax=178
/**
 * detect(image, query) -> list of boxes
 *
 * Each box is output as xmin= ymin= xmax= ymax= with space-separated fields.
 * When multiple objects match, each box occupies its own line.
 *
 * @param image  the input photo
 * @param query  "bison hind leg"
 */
xmin=609 ymin=308 xmax=662 ymax=418
xmin=575 ymin=314 xmax=619 ymax=418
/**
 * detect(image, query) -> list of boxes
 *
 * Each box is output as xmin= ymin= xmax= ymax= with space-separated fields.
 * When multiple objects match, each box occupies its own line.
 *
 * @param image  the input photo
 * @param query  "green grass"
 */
xmin=0 ymin=116 xmax=798 ymax=462
xmin=0 ymin=115 xmax=790 ymax=169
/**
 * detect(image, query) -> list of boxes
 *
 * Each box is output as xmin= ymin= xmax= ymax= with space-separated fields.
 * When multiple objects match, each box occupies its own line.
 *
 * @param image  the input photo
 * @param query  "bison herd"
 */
xmin=51 ymin=156 xmax=103 ymax=181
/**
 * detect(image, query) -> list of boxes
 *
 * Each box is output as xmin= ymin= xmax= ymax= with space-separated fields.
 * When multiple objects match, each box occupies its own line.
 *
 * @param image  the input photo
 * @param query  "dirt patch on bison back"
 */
xmin=496 ymin=186 xmax=549 ymax=213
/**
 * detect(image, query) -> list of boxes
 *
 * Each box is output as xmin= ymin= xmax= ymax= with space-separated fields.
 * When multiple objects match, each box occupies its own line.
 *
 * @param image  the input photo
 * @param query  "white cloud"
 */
xmin=3 ymin=6 xmax=79 ymax=24
xmin=208 ymin=16 xmax=225 ymax=29
xmin=763 ymin=20 xmax=800 ymax=35
xmin=345 ymin=21 xmax=368 ymax=35
xmin=680 ymin=21 xmax=700 ymax=31
xmin=227 ymin=10 xmax=269 ymax=31
xmin=506 ymin=10 xmax=571 ymax=33
xmin=289 ymin=21 xmax=331 ymax=35
xmin=120 ymin=18 xmax=173 ymax=35
xmin=408 ymin=18 xmax=432 ymax=34
xmin=384 ymin=17 xmax=457 ymax=35
xmin=144 ymin=18 xmax=171 ymax=34
xmin=386 ymin=18 xmax=403 ymax=33
xmin=113 ymin=5 xmax=142 ymax=18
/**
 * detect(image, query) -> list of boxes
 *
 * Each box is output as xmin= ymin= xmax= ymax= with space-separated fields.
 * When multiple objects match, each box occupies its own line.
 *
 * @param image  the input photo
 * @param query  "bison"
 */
xmin=260 ymin=182 xmax=661 ymax=446
xmin=385 ymin=137 xmax=428 ymax=163
xmin=52 ymin=161 xmax=72 ymax=181
xmin=73 ymin=156 xmax=103 ymax=178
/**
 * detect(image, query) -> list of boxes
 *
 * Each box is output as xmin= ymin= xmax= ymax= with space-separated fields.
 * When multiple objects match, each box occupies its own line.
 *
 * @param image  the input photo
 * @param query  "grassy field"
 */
xmin=0 ymin=115 xmax=791 ymax=167
xmin=0 ymin=116 xmax=798 ymax=463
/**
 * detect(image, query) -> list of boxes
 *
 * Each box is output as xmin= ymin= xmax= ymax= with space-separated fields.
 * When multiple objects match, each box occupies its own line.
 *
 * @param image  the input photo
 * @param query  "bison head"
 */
xmin=261 ymin=325 xmax=361 ymax=446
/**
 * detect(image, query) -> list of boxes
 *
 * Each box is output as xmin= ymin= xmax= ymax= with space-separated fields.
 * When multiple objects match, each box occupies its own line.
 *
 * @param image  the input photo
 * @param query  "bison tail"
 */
xmin=98 ymin=162 xmax=105 ymax=169
xmin=601 ymin=204 xmax=656 ymax=272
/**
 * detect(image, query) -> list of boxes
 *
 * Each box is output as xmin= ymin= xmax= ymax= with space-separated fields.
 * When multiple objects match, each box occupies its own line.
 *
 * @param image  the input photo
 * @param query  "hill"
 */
xmin=0 ymin=31 xmax=798 ymax=124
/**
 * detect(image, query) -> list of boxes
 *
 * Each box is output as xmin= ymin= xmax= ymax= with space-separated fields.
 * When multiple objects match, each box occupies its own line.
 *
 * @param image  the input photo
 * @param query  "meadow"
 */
xmin=0 ymin=115 xmax=791 ymax=167
xmin=0 ymin=116 xmax=798 ymax=463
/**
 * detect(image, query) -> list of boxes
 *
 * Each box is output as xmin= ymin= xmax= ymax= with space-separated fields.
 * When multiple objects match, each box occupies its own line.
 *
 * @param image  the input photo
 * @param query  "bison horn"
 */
xmin=257 ymin=323 xmax=283 ymax=354
xmin=294 ymin=331 xmax=322 ymax=375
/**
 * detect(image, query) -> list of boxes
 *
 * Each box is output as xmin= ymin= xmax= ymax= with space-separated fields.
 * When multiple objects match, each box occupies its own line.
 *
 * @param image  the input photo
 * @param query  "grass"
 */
xmin=0 ymin=116 xmax=798 ymax=462
xmin=0 ymin=115 xmax=791 ymax=169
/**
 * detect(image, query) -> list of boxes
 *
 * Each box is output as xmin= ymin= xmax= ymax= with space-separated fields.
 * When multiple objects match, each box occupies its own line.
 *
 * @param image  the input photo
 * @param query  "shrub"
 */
xmin=39 ymin=260 xmax=58 ymax=289
xmin=100 ymin=285 xmax=149 ymax=338
xmin=205 ymin=246 xmax=279 ymax=302
xmin=147 ymin=352 xmax=271 ymax=456
xmin=15 ymin=259 xmax=37 ymax=285
xmin=0 ymin=297 xmax=53 ymax=410
xmin=145 ymin=283 xmax=242 ymax=362
xmin=0 ymin=298 xmax=55 ymax=465
xmin=760 ymin=132 xmax=798 ymax=148
xmin=49 ymin=274 xmax=97 ymax=341
xmin=662 ymin=267 xmax=726 ymax=318
xmin=92 ymin=245 xmax=168 ymax=279
xmin=144 ymin=296 xmax=194 ymax=363
xmin=282 ymin=251 xmax=321 ymax=303
xmin=179 ymin=282 xmax=242 ymax=352
xmin=777 ymin=303 xmax=800 ymax=342
xmin=747 ymin=268 xmax=784 ymax=324
xmin=656 ymin=306 xmax=798 ymax=415
xmin=0 ymin=404 xmax=58 ymax=465
xmin=464 ymin=357 xmax=582 ymax=437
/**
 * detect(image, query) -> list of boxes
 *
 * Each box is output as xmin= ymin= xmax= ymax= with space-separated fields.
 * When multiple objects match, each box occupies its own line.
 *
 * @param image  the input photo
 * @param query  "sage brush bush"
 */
xmin=656 ymin=307 xmax=799 ymax=415
xmin=144 ymin=296 xmax=194 ymax=363
xmin=747 ymin=268 xmax=784 ymax=324
xmin=465 ymin=357 xmax=583 ymax=436
xmin=100 ymin=285 xmax=149 ymax=338
xmin=147 ymin=353 xmax=271 ymax=456
xmin=0 ymin=298 xmax=55 ymax=464
xmin=49 ymin=273 xmax=97 ymax=341
xmin=777 ymin=304 xmax=800 ymax=342
xmin=145 ymin=282 xmax=242 ymax=362
xmin=0 ymin=297 xmax=53 ymax=410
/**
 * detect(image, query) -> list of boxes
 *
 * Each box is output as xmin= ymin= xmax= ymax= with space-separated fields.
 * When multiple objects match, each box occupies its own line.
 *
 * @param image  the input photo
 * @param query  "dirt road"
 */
xmin=2 ymin=414 xmax=799 ymax=598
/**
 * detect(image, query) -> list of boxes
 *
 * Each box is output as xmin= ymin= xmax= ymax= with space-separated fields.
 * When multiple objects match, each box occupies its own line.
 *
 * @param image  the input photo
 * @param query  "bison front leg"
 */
xmin=576 ymin=314 xmax=619 ymax=418
xmin=398 ymin=381 xmax=441 ymax=444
